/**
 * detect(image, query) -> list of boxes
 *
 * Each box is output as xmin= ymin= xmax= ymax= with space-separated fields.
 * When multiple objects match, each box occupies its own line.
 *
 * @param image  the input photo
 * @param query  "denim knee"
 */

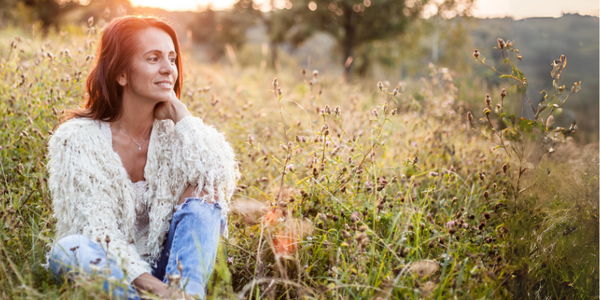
xmin=175 ymin=197 xmax=227 ymax=236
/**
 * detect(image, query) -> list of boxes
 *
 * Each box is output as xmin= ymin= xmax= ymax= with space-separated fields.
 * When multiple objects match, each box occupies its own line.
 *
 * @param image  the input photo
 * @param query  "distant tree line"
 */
xmin=1 ymin=0 xmax=474 ymax=79
xmin=188 ymin=0 xmax=474 ymax=79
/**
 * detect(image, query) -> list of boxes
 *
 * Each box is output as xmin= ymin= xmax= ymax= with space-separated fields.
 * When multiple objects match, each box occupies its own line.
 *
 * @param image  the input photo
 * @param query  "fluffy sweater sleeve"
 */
xmin=172 ymin=116 xmax=239 ymax=215
xmin=47 ymin=119 xmax=151 ymax=284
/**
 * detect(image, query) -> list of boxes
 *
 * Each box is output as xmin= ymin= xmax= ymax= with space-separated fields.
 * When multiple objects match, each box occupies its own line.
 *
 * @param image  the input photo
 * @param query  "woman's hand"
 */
xmin=133 ymin=272 xmax=195 ymax=299
xmin=154 ymin=90 xmax=191 ymax=124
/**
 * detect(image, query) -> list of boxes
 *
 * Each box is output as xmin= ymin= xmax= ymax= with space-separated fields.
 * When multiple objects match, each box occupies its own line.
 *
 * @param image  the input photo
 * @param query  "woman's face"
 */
xmin=118 ymin=27 xmax=178 ymax=103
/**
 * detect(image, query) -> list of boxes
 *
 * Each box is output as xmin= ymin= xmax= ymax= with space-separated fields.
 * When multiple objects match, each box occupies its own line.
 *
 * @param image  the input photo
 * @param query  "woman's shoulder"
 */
xmin=49 ymin=118 xmax=103 ymax=146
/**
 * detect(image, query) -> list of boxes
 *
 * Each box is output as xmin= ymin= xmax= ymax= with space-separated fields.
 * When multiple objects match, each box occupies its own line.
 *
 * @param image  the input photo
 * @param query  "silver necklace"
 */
xmin=116 ymin=121 xmax=149 ymax=151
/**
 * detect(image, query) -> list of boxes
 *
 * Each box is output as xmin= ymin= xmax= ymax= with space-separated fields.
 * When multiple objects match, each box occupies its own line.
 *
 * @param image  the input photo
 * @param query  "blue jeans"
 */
xmin=49 ymin=198 xmax=226 ymax=299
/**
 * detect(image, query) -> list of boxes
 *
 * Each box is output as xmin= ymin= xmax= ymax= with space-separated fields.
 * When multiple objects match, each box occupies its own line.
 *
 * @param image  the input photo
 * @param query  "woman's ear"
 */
xmin=117 ymin=73 xmax=127 ymax=86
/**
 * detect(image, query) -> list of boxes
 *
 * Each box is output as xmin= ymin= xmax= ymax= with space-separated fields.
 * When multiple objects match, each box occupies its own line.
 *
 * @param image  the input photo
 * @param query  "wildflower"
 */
xmin=272 ymin=78 xmax=278 ymax=88
xmin=473 ymin=49 xmax=480 ymax=59
xmin=429 ymin=172 xmax=438 ymax=177
xmin=263 ymin=210 xmax=281 ymax=226
xmin=497 ymin=38 xmax=505 ymax=49
xmin=227 ymin=257 xmax=234 ymax=265
xmin=569 ymin=120 xmax=577 ymax=131
xmin=392 ymin=88 xmax=398 ymax=96
xmin=371 ymin=109 xmax=378 ymax=117
xmin=391 ymin=108 xmax=397 ymax=115
xmin=484 ymin=212 xmax=490 ymax=220
xmin=479 ymin=172 xmax=485 ymax=181
xmin=483 ymin=190 xmax=489 ymax=199
xmin=286 ymin=164 xmax=294 ymax=172
xmin=377 ymin=81 xmax=383 ymax=91
xmin=349 ymin=212 xmax=359 ymax=223
xmin=485 ymin=94 xmax=491 ymax=106
xmin=478 ymin=221 xmax=486 ymax=231
xmin=334 ymin=106 xmax=341 ymax=115
xmin=247 ymin=134 xmax=254 ymax=146
xmin=500 ymin=89 xmax=507 ymax=98
xmin=483 ymin=107 xmax=491 ymax=115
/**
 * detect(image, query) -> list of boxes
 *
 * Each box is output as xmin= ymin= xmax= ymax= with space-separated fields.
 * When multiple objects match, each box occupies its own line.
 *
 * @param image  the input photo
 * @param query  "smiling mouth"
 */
xmin=156 ymin=82 xmax=172 ymax=87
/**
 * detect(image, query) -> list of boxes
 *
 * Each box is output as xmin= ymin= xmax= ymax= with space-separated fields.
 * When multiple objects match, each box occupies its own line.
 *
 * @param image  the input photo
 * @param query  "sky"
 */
xmin=129 ymin=0 xmax=600 ymax=19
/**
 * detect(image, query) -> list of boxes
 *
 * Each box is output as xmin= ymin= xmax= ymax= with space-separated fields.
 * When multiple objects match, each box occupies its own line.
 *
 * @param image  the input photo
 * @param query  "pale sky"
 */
xmin=129 ymin=0 xmax=600 ymax=19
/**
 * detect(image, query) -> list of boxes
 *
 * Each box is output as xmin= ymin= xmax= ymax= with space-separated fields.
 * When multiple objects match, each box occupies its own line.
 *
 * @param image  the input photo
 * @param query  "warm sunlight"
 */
xmin=129 ymin=0 xmax=599 ymax=19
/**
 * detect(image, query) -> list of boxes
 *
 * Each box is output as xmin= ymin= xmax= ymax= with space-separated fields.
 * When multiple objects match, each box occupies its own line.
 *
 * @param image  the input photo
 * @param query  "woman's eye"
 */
xmin=148 ymin=57 xmax=158 ymax=62
xmin=169 ymin=57 xmax=176 ymax=64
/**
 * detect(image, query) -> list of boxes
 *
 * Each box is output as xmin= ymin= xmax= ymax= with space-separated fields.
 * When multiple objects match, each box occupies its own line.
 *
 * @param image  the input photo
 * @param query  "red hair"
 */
xmin=63 ymin=15 xmax=183 ymax=123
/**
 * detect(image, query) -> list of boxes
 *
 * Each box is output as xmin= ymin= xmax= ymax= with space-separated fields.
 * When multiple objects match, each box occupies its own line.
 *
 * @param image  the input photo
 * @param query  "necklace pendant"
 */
xmin=138 ymin=146 xmax=142 ymax=151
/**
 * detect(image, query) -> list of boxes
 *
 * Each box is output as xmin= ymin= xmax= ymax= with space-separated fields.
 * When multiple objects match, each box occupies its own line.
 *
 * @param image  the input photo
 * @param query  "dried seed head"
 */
xmin=467 ymin=111 xmax=473 ymax=122
xmin=502 ymin=163 xmax=508 ymax=175
xmin=502 ymin=188 xmax=507 ymax=196
xmin=272 ymin=78 xmax=278 ymax=87
xmin=500 ymin=89 xmax=507 ymax=98
xmin=485 ymin=94 xmax=491 ymax=106
xmin=377 ymin=81 xmax=383 ymax=91
xmin=497 ymin=38 xmax=504 ymax=49
xmin=484 ymin=212 xmax=491 ymax=220
xmin=483 ymin=107 xmax=491 ymax=115
xmin=313 ymin=70 xmax=318 ymax=78
xmin=392 ymin=88 xmax=398 ymax=96
xmin=177 ymin=260 xmax=183 ymax=274
xmin=479 ymin=172 xmax=485 ymax=181
xmin=247 ymin=134 xmax=254 ymax=146
xmin=478 ymin=221 xmax=486 ymax=231
xmin=483 ymin=190 xmax=489 ymax=199
xmin=473 ymin=49 xmax=480 ymax=59
xmin=88 ymin=16 xmax=94 ymax=27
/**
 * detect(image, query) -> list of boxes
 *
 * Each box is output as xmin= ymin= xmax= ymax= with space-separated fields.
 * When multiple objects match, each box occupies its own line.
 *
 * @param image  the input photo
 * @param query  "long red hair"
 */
xmin=63 ymin=15 xmax=183 ymax=123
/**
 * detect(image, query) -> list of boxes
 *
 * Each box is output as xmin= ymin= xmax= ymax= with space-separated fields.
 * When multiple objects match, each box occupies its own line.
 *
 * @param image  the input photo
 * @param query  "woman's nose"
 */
xmin=160 ymin=60 xmax=176 ymax=75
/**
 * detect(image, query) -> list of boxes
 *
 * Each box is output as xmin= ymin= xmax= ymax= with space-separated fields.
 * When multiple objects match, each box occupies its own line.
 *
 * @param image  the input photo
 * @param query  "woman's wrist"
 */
xmin=170 ymin=101 xmax=191 ymax=124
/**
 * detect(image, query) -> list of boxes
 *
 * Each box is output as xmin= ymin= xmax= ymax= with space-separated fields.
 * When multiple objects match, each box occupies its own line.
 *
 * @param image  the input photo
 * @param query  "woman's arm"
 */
xmin=155 ymin=91 xmax=239 ymax=211
xmin=47 ymin=119 xmax=151 ymax=283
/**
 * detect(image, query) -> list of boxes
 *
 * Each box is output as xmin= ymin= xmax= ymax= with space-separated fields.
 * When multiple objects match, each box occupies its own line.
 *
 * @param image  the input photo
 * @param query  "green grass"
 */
xmin=0 ymin=23 xmax=597 ymax=299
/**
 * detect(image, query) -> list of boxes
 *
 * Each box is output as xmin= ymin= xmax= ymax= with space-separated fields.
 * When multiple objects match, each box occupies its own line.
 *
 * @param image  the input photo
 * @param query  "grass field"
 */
xmin=0 ymin=23 xmax=598 ymax=299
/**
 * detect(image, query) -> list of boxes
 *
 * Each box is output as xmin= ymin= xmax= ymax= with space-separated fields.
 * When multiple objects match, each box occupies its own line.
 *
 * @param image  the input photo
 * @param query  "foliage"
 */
xmin=270 ymin=0 xmax=474 ymax=78
xmin=467 ymin=39 xmax=598 ymax=299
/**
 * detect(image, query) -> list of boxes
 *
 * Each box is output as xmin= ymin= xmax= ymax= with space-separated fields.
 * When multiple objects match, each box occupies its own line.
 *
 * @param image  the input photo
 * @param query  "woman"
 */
xmin=46 ymin=16 xmax=238 ymax=299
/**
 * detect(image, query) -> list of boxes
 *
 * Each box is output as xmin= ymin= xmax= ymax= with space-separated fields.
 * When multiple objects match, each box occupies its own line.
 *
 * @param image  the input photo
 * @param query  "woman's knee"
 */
xmin=51 ymin=235 xmax=91 ymax=258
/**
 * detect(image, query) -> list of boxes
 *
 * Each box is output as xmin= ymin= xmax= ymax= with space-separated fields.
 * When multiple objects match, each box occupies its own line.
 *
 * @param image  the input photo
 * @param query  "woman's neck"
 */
xmin=116 ymin=94 xmax=156 ymax=139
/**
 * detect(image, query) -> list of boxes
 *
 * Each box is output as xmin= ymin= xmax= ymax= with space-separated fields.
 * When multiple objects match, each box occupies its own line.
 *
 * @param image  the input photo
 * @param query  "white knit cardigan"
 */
xmin=47 ymin=116 xmax=239 ymax=284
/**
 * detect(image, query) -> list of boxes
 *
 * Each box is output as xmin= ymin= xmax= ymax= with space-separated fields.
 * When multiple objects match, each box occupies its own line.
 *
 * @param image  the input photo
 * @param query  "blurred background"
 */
xmin=0 ymin=0 xmax=598 ymax=142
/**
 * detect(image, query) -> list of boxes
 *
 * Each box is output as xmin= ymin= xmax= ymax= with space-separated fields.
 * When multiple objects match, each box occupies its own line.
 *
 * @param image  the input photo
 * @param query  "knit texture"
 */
xmin=47 ymin=116 xmax=239 ymax=284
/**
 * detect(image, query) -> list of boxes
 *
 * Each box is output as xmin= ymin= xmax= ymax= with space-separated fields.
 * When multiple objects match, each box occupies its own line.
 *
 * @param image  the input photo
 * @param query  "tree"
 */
xmin=189 ymin=2 xmax=258 ymax=63
xmin=284 ymin=0 xmax=474 ymax=79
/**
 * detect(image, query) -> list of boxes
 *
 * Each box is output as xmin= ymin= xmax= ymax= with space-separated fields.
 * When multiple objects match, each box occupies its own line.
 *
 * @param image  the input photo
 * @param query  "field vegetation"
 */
xmin=0 ymin=15 xmax=598 ymax=299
